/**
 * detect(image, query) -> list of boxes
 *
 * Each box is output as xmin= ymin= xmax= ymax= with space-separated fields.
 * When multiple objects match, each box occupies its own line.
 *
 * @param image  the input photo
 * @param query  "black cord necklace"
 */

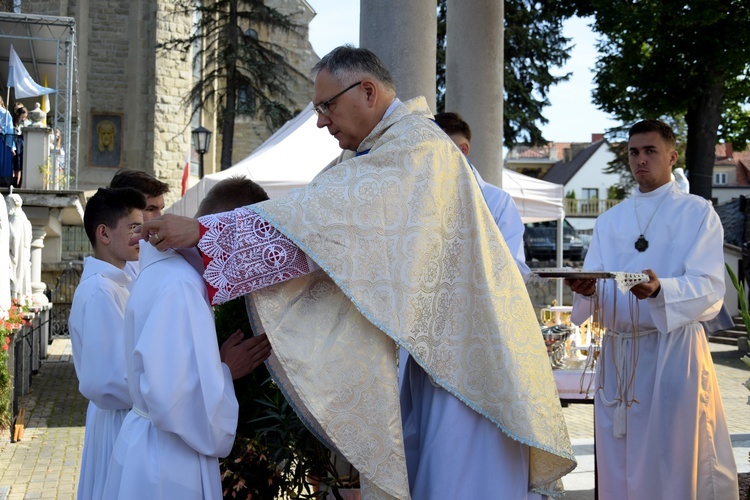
xmin=633 ymin=190 xmax=670 ymax=252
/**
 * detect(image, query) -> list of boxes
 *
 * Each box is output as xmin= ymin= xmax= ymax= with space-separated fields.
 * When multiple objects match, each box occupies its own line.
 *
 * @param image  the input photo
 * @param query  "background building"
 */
xmin=15 ymin=0 xmax=319 ymax=206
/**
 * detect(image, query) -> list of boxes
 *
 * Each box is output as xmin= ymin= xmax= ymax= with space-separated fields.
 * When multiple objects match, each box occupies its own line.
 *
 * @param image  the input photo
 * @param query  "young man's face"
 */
xmin=108 ymin=209 xmax=143 ymax=264
xmin=628 ymin=131 xmax=678 ymax=193
xmin=143 ymin=195 xmax=165 ymax=221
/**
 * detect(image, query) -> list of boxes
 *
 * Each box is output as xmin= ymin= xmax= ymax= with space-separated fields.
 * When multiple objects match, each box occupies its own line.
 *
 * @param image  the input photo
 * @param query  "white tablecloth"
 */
xmin=554 ymin=367 xmax=596 ymax=401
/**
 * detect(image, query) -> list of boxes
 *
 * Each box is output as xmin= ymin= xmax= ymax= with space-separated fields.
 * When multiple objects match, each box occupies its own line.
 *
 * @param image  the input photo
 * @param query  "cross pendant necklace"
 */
xmin=634 ymin=190 xmax=670 ymax=252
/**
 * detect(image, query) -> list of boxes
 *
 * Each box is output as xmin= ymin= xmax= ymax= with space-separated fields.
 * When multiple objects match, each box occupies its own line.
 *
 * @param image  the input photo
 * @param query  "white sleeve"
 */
xmin=648 ymin=207 xmax=725 ymax=333
xmin=480 ymin=184 xmax=530 ymax=279
xmin=74 ymin=284 xmax=131 ymax=410
xmin=571 ymin=220 xmax=605 ymax=326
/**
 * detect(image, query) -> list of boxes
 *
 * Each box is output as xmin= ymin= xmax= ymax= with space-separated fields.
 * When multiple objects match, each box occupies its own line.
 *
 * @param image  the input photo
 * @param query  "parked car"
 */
xmin=524 ymin=220 xmax=585 ymax=261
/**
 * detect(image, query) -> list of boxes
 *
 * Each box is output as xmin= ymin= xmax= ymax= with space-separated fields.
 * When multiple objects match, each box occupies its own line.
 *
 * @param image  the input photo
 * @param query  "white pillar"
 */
xmin=360 ymin=0 xmax=437 ymax=112
xmin=30 ymin=225 xmax=49 ymax=307
xmin=445 ymin=0 xmax=504 ymax=186
xmin=22 ymin=127 xmax=52 ymax=190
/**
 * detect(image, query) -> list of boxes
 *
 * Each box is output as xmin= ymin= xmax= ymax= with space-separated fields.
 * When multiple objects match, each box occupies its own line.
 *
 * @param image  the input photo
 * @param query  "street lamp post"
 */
xmin=191 ymin=126 xmax=212 ymax=179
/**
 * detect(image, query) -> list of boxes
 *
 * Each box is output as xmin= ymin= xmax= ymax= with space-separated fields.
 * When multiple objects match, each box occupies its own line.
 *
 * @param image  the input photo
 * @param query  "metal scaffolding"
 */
xmin=0 ymin=12 xmax=78 ymax=189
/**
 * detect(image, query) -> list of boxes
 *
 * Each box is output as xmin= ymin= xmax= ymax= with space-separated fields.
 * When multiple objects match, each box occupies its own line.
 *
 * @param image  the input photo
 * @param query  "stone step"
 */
xmin=720 ymin=329 xmax=748 ymax=339
xmin=710 ymin=336 xmax=740 ymax=346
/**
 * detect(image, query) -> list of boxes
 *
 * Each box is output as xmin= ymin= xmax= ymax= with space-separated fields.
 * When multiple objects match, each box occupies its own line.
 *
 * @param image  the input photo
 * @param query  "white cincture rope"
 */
xmin=132 ymin=406 xmax=150 ymax=420
xmin=598 ymin=319 xmax=659 ymax=438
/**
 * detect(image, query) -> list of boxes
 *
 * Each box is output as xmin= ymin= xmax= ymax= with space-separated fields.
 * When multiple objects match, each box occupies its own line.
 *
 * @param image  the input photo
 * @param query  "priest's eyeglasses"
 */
xmin=313 ymin=81 xmax=362 ymax=115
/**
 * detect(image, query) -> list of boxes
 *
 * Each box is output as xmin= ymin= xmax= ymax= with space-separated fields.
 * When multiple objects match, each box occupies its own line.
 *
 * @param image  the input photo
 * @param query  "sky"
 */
xmin=305 ymin=1 xmax=620 ymax=144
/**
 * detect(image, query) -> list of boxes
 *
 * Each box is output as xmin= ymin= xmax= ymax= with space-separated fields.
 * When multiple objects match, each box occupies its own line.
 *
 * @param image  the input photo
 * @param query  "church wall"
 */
xmin=151 ymin=2 xmax=192 ymax=206
xmin=17 ymin=0 xmax=68 ymax=16
xmin=75 ymin=0 xmax=134 ymax=190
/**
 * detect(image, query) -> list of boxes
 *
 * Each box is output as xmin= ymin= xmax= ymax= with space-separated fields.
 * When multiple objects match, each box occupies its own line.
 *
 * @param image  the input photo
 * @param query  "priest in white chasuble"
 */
xmin=142 ymin=45 xmax=576 ymax=499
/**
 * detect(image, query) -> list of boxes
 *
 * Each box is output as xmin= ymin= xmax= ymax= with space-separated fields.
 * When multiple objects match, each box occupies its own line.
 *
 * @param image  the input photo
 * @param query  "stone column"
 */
xmin=30 ymin=225 xmax=49 ymax=308
xmin=360 ymin=0 xmax=437 ymax=111
xmin=39 ymin=306 xmax=50 ymax=360
xmin=445 ymin=0 xmax=504 ymax=186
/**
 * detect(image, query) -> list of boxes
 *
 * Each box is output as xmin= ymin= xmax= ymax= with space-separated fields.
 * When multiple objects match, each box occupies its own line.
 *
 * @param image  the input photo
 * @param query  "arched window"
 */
xmin=237 ymin=85 xmax=256 ymax=116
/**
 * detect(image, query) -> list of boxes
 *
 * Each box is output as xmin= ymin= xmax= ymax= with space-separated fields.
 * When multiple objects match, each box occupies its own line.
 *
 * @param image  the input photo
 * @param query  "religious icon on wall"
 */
xmin=90 ymin=113 xmax=122 ymax=168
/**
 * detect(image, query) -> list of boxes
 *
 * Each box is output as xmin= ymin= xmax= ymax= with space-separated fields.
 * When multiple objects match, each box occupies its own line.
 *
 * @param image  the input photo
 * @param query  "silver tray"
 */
xmin=534 ymin=270 xmax=615 ymax=279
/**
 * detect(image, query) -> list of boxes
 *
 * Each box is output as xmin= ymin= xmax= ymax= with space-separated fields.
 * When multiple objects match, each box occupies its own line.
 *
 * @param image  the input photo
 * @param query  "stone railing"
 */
xmin=564 ymin=198 xmax=622 ymax=217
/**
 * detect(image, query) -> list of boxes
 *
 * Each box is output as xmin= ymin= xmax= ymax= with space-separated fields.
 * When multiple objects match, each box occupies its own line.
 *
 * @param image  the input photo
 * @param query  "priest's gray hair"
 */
xmin=312 ymin=45 xmax=396 ymax=93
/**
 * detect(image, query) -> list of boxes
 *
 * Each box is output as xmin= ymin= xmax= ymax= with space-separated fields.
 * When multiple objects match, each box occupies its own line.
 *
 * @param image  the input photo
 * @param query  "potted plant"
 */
xmin=726 ymin=264 xmax=750 ymax=354
xmin=214 ymin=297 xmax=359 ymax=499
xmin=0 ymin=300 xmax=28 ymax=437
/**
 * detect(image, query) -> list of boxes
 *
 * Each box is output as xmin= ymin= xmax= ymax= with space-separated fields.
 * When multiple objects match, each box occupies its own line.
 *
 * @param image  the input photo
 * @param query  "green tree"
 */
xmin=161 ymin=0 xmax=301 ymax=170
xmin=436 ymin=0 xmax=576 ymax=149
xmin=576 ymin=0 xmax=750 ymax=200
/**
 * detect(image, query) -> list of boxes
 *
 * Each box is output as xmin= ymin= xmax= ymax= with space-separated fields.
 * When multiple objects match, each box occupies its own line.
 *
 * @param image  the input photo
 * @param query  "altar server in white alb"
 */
xmin=567 ymin=119 xmax=738 ymax=499
xmin=69 ymin=187 xmax=145 ymax=500
xmin=102 ymin=181 xmax=271 ymax=500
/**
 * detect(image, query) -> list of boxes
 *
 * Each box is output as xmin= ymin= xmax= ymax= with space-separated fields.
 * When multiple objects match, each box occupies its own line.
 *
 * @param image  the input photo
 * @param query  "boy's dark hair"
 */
xmin=110 ymin=169 xmax=170 ymax=197
xmin=196 ymin=177 xmax=270 ymax=217
xmin=84 ymin=187 xmax=146 ymax=246
xmin=434 ymin=112 xmax=472 ymax=143
xmin=13 ymin=106 xmax=27 ymax=126
xmin=628 ymin=119 xmax=676 ymax=149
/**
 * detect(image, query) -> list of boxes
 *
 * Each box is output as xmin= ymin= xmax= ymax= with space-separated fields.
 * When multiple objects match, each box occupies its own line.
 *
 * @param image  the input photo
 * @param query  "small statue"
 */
xmin=0 ymin=192 xmax=11 ymax=311
xmin=7 ymin=193 xmax=32 ymax=302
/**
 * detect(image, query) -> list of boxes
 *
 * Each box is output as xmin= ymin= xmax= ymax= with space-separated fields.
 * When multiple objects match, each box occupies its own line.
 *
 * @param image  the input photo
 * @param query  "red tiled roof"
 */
xmin=735 ymin=150 xmax=750 ymax=168
xmin=715 ymin=143 xmax=732 ymax=159
xmin=516 ymin=148 xmax=548 ymax=159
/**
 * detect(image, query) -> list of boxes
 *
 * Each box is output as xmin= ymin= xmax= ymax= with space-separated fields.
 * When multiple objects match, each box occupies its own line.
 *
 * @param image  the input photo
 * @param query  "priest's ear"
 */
xmin=361 ymin=79 xmax=378 ymax=108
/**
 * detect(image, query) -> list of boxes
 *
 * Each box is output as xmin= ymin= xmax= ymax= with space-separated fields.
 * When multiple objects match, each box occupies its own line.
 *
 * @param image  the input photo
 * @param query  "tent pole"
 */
xmin=556 ymin=217 xmax=564 ymax=305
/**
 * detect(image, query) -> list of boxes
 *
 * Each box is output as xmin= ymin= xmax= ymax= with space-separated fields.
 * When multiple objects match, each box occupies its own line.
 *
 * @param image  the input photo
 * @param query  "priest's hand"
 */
xmin=630 ymin=269 xmax=661 ymax=300
xmin=132 ymin=214 xmax=201 ymax=251
xmin=565 ymin=278 xmax=596 ymax=297
xmin=220 ymin=330 xmax=272 ymax=380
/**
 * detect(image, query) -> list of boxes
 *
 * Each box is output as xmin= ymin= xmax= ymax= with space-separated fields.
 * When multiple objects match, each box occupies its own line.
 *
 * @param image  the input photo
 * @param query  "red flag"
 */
xmin=181 ymin=157 xmax=190 ymax=196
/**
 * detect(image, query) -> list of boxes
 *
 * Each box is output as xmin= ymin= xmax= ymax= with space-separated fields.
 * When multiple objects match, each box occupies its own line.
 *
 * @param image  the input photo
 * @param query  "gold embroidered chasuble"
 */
xmin=246 ymin=97 xmax=575 ymax=498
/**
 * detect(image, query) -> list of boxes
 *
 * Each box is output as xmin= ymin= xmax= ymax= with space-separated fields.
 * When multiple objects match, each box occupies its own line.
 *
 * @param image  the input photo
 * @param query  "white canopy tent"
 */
xmin=169 ymin=103 xmax=565 ymax=223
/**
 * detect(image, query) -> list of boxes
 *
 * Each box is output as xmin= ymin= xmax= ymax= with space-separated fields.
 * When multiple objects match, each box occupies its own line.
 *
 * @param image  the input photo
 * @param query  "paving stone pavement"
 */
xmin=560 ymin=341 xmax=750 ymax=499
xmin=1 ymin=339 xmax=750 ymax=499
xmin=0 ymin=339 xmax=86 ymax=500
